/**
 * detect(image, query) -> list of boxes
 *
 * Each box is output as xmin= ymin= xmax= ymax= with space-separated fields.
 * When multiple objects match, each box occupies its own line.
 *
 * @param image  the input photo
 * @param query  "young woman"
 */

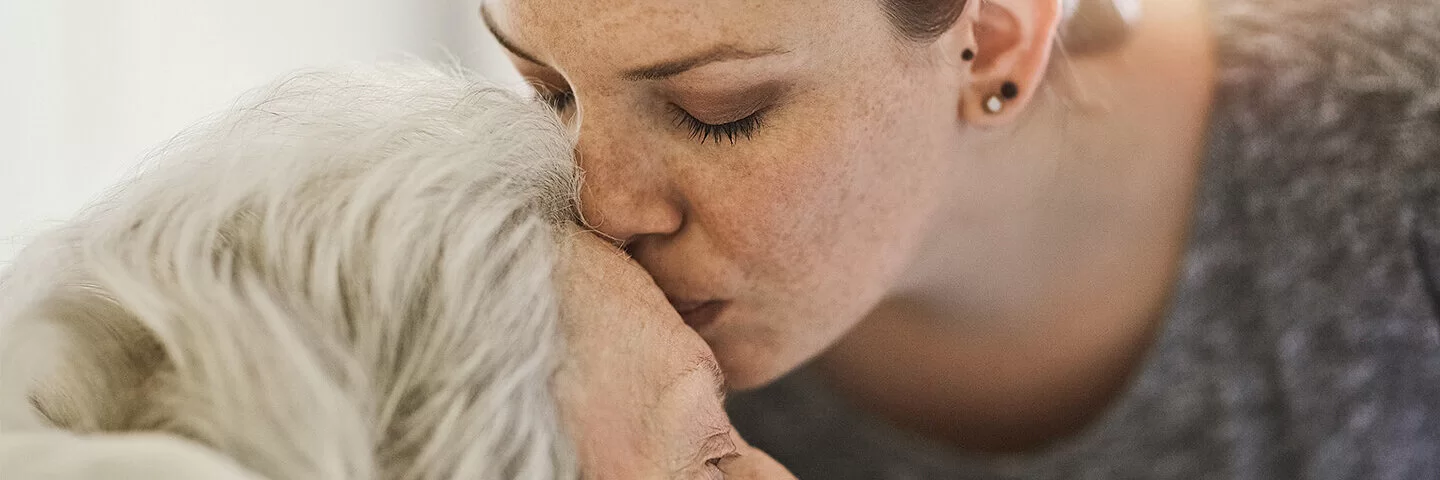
xmin=481 ymin=0 xmax=1440 ymax=477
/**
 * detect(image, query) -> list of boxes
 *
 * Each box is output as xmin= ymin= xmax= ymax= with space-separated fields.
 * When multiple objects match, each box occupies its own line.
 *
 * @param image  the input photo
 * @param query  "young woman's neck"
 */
xmin=818 ymin=0 xmax=1217 ymax=453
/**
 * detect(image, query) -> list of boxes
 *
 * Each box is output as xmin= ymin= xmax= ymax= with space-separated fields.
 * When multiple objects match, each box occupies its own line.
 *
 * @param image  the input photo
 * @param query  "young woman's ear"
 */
xmin=949 ymin=0 xmax=1063 ymax=126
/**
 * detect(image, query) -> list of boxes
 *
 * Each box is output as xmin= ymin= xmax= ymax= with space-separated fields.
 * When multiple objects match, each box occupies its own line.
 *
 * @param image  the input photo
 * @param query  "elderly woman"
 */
xmin=0 ymin=64 xmax=791 ymax=479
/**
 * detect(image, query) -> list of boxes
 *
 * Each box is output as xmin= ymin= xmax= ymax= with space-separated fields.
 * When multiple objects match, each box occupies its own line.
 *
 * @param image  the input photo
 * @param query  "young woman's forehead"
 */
xmin=489 ymin=0 xmax=852 ymax=66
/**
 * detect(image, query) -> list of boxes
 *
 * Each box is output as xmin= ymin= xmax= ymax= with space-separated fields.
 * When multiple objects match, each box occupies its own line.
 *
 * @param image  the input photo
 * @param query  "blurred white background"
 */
xmin=0 ymin=0 xmax=521 ymax=263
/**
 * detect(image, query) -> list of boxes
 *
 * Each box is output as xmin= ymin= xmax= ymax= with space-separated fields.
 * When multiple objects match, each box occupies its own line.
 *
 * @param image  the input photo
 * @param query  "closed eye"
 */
xmin=671 ymin=106 xmax=768 ymax=145
xmin=699 ymin=429 xmax=740 ymax=475
xmin=530 ymin=84 xmax=768 ymax=145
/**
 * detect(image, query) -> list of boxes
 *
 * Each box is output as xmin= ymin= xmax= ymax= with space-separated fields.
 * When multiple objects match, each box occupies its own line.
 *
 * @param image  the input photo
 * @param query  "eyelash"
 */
xmin=707 ymin=452 xmax=740 ymax=467
xmin=535 ymin=89 xmax=767 ymax=145
xmin=670 ymin=106 xmax=767 ymax=145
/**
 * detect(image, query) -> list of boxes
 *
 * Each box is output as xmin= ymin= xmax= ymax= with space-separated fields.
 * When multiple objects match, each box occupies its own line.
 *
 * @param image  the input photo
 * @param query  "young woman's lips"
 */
xmin=672 ymin=300 xmax=728 ymax=330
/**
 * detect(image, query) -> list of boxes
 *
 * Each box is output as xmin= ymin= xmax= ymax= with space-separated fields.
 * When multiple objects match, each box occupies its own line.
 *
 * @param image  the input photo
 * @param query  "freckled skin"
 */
xmin=493 ymin=0 xmax=965 ymax=387
xmin=491 ymin=0 xmax=1216 ymax=450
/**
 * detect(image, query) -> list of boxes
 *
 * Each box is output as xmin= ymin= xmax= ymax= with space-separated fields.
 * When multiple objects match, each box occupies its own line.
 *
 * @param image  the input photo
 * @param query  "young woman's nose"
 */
xmin=573 ymin=132 xmax=685 ymax=244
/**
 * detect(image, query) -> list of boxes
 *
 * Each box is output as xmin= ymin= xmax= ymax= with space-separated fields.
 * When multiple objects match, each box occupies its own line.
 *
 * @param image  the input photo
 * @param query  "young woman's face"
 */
xmin=485 ymin=0 xmax=968 ymax=387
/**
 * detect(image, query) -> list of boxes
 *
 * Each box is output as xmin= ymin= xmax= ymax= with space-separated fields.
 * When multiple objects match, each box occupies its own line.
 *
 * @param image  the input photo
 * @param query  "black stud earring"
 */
xmin=1001 ymin=81 xmax=1020 ymax=99
xmin=961 ymin=49 xmax=975 ymax=61
xmin=984 ymin=81 xmax=1020 ymax=114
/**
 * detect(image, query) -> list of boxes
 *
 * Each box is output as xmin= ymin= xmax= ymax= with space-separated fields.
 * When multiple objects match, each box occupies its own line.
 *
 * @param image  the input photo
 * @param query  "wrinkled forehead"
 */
xmin=556 ymin=231 xmax=685 ymax=368
xmin=552 ymin=231 xmax=726 ymax=443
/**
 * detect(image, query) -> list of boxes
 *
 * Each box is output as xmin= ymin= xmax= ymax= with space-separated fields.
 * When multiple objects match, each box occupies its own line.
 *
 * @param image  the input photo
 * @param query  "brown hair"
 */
xmin=880 ymin=0 xmax=968 ymax=42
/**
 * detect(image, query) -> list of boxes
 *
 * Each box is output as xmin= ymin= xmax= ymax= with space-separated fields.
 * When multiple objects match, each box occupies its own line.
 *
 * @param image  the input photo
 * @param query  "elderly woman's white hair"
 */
xmin=0 ymin=63 xmax=580 ymax=479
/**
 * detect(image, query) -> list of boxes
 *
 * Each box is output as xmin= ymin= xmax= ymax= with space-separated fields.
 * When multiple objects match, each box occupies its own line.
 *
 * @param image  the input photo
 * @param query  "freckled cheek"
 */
xmin=694 ymin=129 xmax=864 ymax=282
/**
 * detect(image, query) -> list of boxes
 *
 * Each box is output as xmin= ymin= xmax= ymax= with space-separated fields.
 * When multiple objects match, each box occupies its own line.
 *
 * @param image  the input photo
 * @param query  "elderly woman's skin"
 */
xmin=557 ymin=230 xmax=793 ymax=479
xmin=483 ymin=0 xmax=1215 ymax=451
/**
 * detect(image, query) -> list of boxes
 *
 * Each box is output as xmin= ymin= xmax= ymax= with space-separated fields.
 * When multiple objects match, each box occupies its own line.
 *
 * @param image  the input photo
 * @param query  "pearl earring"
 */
xmin=984 ymin=95 xmax=1004 ymax=114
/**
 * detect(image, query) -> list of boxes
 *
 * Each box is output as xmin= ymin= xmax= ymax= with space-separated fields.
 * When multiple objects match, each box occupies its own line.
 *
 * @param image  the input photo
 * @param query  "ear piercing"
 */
xmin=984 ymin=96 xmax=1004 ymax=114
xmin=983 ymin=81 xmax=1020 ymax=114
xmin=962 ymin=49 xmax=1021 ymax=115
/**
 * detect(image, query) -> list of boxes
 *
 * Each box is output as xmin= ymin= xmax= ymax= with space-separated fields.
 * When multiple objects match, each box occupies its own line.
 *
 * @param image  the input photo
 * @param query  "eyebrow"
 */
xmin=619 ymin=46 xmax=788 ymax=82
xmin=479 ymin=4 xmax=545 ymax=66
xmin=699 ymin=355 xmax=728 ymax=404
xmin=662 ymin=354 xmax=728 ymax=405
xmin=479 ymin=4 xmax=787 ymax=82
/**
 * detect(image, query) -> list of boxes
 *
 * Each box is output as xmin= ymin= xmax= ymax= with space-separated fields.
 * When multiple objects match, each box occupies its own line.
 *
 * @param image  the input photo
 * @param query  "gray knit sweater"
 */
xmin=726 ymin=1 xmax=1440 ymax=478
